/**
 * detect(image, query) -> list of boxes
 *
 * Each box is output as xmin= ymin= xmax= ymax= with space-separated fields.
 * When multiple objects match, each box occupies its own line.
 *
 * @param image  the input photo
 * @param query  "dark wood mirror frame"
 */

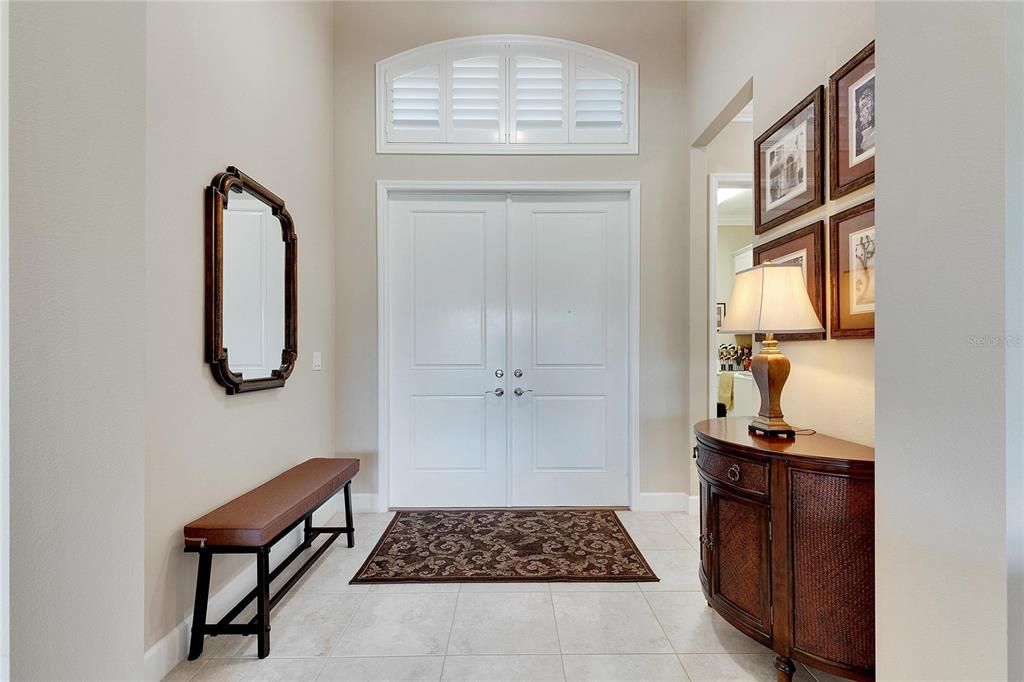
xmin=205 ymin=167 xmax=297 ymax=395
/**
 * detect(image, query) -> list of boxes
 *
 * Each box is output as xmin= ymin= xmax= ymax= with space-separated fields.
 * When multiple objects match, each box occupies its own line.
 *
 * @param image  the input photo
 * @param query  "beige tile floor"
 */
xmin=165 ymin=512 xmax=844 ymax=682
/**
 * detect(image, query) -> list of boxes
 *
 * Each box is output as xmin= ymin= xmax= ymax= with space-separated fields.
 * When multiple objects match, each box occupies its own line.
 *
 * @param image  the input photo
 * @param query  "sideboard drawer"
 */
xmin=697 ymin=446 xmax=769 ymax=498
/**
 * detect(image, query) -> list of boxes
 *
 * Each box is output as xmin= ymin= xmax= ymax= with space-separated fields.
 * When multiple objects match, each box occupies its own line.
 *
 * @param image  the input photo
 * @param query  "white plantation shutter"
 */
xmin=571 ymin=54 xmax=628 ymax=144
xmin=387 ymin=59 xmax=443 ymax=143
xmin=448 ymin=51 xmax=505 ymax=143
xmin=377 ymin=37 xmax=637 ymax=153
xmin=511 ymin=48 xmax=568 ymax=143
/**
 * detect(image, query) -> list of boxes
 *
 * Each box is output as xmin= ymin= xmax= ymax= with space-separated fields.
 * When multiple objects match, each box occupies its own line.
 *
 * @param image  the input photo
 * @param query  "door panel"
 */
xmin=709 ymin=485 xmax=772 ymax=636
xmin=388 ymin=196 xmax=508 ymax=507
xmin=411 ymin=396 xmax=486 ymax=470
xmin=533 ymin=395 xmax=606 ymax=470
xmin=508 ymin=195 xmax=630 ymax=506
xmin=533 ymin=211 xmax=607 ymax=366
xmin=411 ymin=214 xmax=487 ymax=367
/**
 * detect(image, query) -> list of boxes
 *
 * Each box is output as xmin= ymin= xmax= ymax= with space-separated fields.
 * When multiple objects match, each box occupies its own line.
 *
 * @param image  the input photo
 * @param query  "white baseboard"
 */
xmin=351 ymin=492 xmax=379 ymax=513
xmin=143 ymin=496 xmax=340 ymax=681
xmin=687 ymin=494 xmax=699 ymax=516
xmin=631 ymin=492 xmax=690 ymax=512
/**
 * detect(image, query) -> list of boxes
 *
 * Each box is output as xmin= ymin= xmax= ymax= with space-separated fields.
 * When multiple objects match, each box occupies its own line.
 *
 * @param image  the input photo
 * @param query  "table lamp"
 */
xmin=718 ymin=263 xmax=824 ymax=438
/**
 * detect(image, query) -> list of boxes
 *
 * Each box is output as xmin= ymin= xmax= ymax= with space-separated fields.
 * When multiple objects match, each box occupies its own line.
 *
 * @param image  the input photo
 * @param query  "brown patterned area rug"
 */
xmin=350 ymin=509 xmax=658 ymax=584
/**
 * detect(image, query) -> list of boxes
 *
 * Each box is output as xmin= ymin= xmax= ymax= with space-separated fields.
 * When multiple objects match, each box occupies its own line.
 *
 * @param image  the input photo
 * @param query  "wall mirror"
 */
xmin=205 ymin=167 xmax=297 ymax=394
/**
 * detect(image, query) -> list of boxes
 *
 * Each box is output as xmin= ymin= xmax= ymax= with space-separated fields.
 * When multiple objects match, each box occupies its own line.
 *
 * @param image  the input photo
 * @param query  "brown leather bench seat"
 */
xmin=182 ymin=457 xmax=359 ymax=661
xmin=184 ymin=458 xmax=360 ymax=548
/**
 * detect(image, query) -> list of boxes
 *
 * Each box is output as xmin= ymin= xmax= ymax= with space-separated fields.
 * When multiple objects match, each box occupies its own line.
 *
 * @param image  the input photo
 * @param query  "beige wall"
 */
xmin=685 ymin=2 xmax=875 ymax=470
xmin=707 ymin=120 xmax=752 ymax=175
xmin=10 ymin=2 xmax=146 ymax=677
xmin=144 ymin=2 xmax=336 ymax=649
xmin=333 ymin=2 xmax=690 ymax=495
xmin=876 ymin=3 xmax=1011 ymax=678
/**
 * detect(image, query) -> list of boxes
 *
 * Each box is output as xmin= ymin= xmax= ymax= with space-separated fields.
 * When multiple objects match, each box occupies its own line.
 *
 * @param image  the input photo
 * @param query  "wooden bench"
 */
xmin=183 ymin=458 xmax=359 ymax=660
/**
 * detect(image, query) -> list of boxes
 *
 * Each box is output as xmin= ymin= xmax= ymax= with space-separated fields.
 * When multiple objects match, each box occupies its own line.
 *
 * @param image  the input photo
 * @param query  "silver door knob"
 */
xmin=495 ymin=369 xmax=504 ymax=378
xmin=513 ymin=388 xmax=533 ymax=397
xmin=486 ymin=388 xmax=504 ymax=397
xmin=514 ymin=369 xmax=523 ymax=378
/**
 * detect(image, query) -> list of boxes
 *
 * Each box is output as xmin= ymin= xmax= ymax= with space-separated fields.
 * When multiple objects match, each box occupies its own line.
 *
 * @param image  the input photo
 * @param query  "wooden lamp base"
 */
xmin=749 ymin=332 xmax=796 ymax=439
xmin=748 ymin=422 xmax=796 ymax=439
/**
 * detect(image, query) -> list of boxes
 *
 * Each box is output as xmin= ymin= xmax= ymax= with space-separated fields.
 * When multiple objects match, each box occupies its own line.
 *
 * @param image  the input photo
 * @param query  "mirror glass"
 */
xmin=222 ymin=189 xmax=286 ymax=380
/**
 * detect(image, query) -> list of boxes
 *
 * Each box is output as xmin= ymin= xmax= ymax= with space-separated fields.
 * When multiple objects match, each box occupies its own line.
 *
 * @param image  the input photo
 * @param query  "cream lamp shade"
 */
xmin=719 ymin=263 xmax=824 ymax=334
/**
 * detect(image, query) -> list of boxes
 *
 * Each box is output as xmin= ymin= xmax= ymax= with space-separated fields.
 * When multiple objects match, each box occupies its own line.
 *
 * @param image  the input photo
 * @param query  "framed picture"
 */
xmin=754 ymin=86 xmax=825 ymax=234
xmin=830 ymin=200 xmax=875 ymax=338
xmin=753 ymin=221 xmax=825 ymax=341
xmin=716 ymin=302 xmax=727 ymax=330
xmin=830 ymin=42 xmax=875 ymax=199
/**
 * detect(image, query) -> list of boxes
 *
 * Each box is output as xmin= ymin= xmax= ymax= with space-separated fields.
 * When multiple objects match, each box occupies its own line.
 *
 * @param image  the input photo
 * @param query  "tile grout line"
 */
xmin=312 ymin=657 xmax=329 ymax=680
xmin=439 ymin=588 xmax=462 ymax=680
xmin=547 ymin=592 xmax=568 ymax=681
xmin=322 ymin=589 xmax=371 ymax=659
xmin=180 ymin=658 xmax=206 ymax=682
xmin=674 ymin=652 xmax=696 ymax=682
xmin=659 ymin=509 xmax=701 ymax=552
xmin=637 ymin=584 xmax=678 ymax=661
xmin=441 ymin=653 xmax=572 ymax=656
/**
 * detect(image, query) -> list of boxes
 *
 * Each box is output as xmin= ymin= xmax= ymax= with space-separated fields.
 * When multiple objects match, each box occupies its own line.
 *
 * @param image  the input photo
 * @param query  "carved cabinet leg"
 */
xmin=774 ymin=656 xmax=796 ymax=682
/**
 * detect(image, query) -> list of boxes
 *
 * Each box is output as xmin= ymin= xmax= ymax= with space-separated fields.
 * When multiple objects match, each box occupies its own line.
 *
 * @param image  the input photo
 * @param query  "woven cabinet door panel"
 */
xmin=713 ymin=489 xmax=770 ymax=629
xmin=790 ymin=469 xmax=875 ymax=671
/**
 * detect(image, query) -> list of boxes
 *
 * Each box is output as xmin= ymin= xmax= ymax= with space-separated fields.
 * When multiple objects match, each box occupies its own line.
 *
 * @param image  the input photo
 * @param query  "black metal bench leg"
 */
xmin=256 ymin=547 xmax=271 ymax=659
xmin=344 ymin=480 xmax=355 ymax=548
xmin=302 ymin=515 xmax=314 ymax=549
xmin=187 ymin=551 xmax=212 ymax=661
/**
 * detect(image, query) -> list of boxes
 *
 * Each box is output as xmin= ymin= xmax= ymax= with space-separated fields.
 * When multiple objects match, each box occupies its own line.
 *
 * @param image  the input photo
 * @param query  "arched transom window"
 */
xmin=376 ymin=35 xmax=638 ymax=154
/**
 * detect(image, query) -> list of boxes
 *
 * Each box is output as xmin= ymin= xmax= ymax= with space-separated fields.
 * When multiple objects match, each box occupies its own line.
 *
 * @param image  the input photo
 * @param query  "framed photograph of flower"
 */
xmin=829 ymin=200 xmax=875 ymax=338
xmin=754 ymin=86 xmax=825 ymax=234
xmin=830 ymin=42 xmax=875 ymax=199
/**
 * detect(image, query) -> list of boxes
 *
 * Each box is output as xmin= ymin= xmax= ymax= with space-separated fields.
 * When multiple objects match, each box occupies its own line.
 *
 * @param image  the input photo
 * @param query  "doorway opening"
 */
xmin=709 ymin=174 xmax=753 ymax=419
xmin=706 ymin=105 xmax=755 ymax=422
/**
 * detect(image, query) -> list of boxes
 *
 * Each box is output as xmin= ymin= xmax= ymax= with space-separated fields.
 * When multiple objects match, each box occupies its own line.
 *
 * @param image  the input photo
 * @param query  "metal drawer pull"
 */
xmin=727 ymin=464 xmax=741 ymax=482
xmin=700 ymin=533 xmax=714 ymax=550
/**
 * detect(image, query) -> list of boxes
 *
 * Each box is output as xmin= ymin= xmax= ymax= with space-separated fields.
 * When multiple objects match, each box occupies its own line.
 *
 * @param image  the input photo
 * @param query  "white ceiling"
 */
xmin=717 ymin=187 xmax=752 ymax=226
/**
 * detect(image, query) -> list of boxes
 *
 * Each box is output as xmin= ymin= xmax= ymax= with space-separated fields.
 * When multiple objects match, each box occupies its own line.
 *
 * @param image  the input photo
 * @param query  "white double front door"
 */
xmin=385 ymin=191 xmax=631 ymax=508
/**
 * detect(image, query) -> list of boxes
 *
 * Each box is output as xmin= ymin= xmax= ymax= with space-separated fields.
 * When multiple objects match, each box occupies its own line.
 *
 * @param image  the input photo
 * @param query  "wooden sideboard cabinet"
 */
xmin=694 ymin=418 xmax=875 ymax=682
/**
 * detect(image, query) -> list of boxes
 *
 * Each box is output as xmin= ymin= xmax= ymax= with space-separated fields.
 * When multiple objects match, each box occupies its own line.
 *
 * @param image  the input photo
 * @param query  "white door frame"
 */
xmin=707 ymin=173 xmax=752 ymax=416
xmin=377 ymin=180 xmax=641 ymax=512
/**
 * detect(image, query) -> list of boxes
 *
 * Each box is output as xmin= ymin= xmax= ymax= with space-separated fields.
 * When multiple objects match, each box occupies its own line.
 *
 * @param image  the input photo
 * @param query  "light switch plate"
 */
xmin=312 ymin=351 xmax=323 ymax=371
